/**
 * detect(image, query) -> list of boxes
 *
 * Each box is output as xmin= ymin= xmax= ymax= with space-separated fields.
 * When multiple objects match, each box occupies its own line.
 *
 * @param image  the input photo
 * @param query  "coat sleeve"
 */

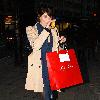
xmin=51 ymin=27 xmax=64 ymax=51
xmin=51 ymin=27 xmax=59 ymax=51
xmin=26 ymin=28 xmax=50 ymax=52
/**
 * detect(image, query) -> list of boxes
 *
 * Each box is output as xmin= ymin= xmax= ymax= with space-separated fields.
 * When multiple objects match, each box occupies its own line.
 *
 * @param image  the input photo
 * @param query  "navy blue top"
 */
xmin=36 ymin=23 xmax=54 ymax=100
xmin=36 ymin=22 xmax=53 ymax=80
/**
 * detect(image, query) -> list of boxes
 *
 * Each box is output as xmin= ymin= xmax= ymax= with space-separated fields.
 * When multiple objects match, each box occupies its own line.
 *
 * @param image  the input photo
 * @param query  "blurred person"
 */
xmin=25 ymin=4 xmax=66 ymax=100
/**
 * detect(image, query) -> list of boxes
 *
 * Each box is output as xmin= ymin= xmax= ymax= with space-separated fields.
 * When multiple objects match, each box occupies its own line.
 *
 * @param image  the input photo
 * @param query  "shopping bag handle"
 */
xmin=58 ymin=41 xmax=68 ymax=50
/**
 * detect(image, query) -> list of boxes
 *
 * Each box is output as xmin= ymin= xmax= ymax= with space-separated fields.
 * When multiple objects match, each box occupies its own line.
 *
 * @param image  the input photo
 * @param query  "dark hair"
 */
xmin=37 ymin=3 xmax=54 ymax=22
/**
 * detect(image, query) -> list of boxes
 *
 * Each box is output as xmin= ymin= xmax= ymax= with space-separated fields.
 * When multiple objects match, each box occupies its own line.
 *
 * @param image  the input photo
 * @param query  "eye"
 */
xmin=44 ymin=15 xmax=47 ymax=18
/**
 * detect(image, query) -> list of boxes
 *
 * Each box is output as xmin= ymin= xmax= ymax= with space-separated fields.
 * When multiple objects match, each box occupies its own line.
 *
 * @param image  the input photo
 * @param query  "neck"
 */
xmin=40 ymin=22 xmax=46 ymax=28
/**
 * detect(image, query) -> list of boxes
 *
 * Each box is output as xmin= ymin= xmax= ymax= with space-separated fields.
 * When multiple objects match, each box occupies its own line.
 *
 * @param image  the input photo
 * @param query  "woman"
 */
xmin=25 ymin=4 xmax=66 ymax=100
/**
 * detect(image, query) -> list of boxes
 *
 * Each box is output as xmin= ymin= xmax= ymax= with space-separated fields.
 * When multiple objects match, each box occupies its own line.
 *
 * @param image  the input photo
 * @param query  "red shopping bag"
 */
xmin=46 ymin=49 xmax=83 ymax=90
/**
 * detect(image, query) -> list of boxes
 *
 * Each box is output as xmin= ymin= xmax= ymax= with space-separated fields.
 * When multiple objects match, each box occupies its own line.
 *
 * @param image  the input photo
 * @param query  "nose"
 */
xmin=48 ymin=17 xmax=52 ymax=21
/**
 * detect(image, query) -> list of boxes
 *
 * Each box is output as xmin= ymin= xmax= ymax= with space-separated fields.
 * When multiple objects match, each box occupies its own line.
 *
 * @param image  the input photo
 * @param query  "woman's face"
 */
xmin=40 ymin=12 xmax=52 ymax=26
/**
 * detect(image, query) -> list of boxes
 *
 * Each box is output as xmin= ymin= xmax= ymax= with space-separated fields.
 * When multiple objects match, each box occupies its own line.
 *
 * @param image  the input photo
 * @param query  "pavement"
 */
xmin=0 ymin=45 xmax=14 ymax=59
xmin=0 ymin=47 xmax=100 ymax=100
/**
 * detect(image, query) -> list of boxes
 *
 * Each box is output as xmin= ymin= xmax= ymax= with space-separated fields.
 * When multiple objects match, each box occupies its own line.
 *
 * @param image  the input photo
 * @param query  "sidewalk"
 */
xmin=0 ymin=45 xmax=14 ymax=59
xmin=0 ymin=51 xmax=100 ymax=100
xmin=58 ymin=59 xmax=100 ymax=100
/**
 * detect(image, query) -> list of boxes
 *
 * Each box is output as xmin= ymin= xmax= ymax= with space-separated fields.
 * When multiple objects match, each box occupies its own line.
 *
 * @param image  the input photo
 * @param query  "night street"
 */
xmin=0 ymin=0 xmax=100 ymax=100
xmin=0 ymin=46 xmax=100 ymax=100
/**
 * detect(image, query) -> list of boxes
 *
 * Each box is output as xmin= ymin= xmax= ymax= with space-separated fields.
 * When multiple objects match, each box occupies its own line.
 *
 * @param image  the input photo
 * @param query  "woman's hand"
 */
xmin=59 ymin=36 xmax=66 ymax=43
xmin=46 ymin=19 xmax=56 ymax=29
xmin=26 ymin=26 xmax=36 ymax=35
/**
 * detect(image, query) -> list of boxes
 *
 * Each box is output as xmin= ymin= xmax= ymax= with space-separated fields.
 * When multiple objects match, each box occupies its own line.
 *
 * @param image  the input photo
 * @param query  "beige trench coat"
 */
xmin=25 ymin=25 xmax=62 ymax=92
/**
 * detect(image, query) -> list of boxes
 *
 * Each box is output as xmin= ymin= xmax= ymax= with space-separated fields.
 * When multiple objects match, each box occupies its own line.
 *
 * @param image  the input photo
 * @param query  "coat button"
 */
xmin=31 ymin=64 xmax=33 ymax=66
xmin=40 ymin=58 xmax=42 ymax=60
xmin=39 ymin=66 xmax=41 ymax=68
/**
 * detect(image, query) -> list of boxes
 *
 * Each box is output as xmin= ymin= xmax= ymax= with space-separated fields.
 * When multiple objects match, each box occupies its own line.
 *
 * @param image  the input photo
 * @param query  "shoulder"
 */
xmin=32 ymin=23 xmax=39 ymax=35
xmin=33 ymin=23 xmax=38 ymax=31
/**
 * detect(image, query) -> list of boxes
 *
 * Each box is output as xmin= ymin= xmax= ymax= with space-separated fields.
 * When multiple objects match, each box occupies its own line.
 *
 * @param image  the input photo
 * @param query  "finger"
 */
xmin=52 ymin=19 xmax=56 ymax=22
xmin=46 ymin=22 xmax=51 ymax=28
xmin=61 ymin=36 xmax=65 ymax=39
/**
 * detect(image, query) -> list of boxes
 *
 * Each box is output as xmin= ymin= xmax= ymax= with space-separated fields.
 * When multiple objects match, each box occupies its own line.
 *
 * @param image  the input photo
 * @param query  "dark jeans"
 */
xmin=42 ymin=58 xmax=53 ymax=100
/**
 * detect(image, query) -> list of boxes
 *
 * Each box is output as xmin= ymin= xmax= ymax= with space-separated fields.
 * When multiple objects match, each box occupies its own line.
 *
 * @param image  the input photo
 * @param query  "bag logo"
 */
xmin=59 ymin=53 xmax=70 ymax=62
